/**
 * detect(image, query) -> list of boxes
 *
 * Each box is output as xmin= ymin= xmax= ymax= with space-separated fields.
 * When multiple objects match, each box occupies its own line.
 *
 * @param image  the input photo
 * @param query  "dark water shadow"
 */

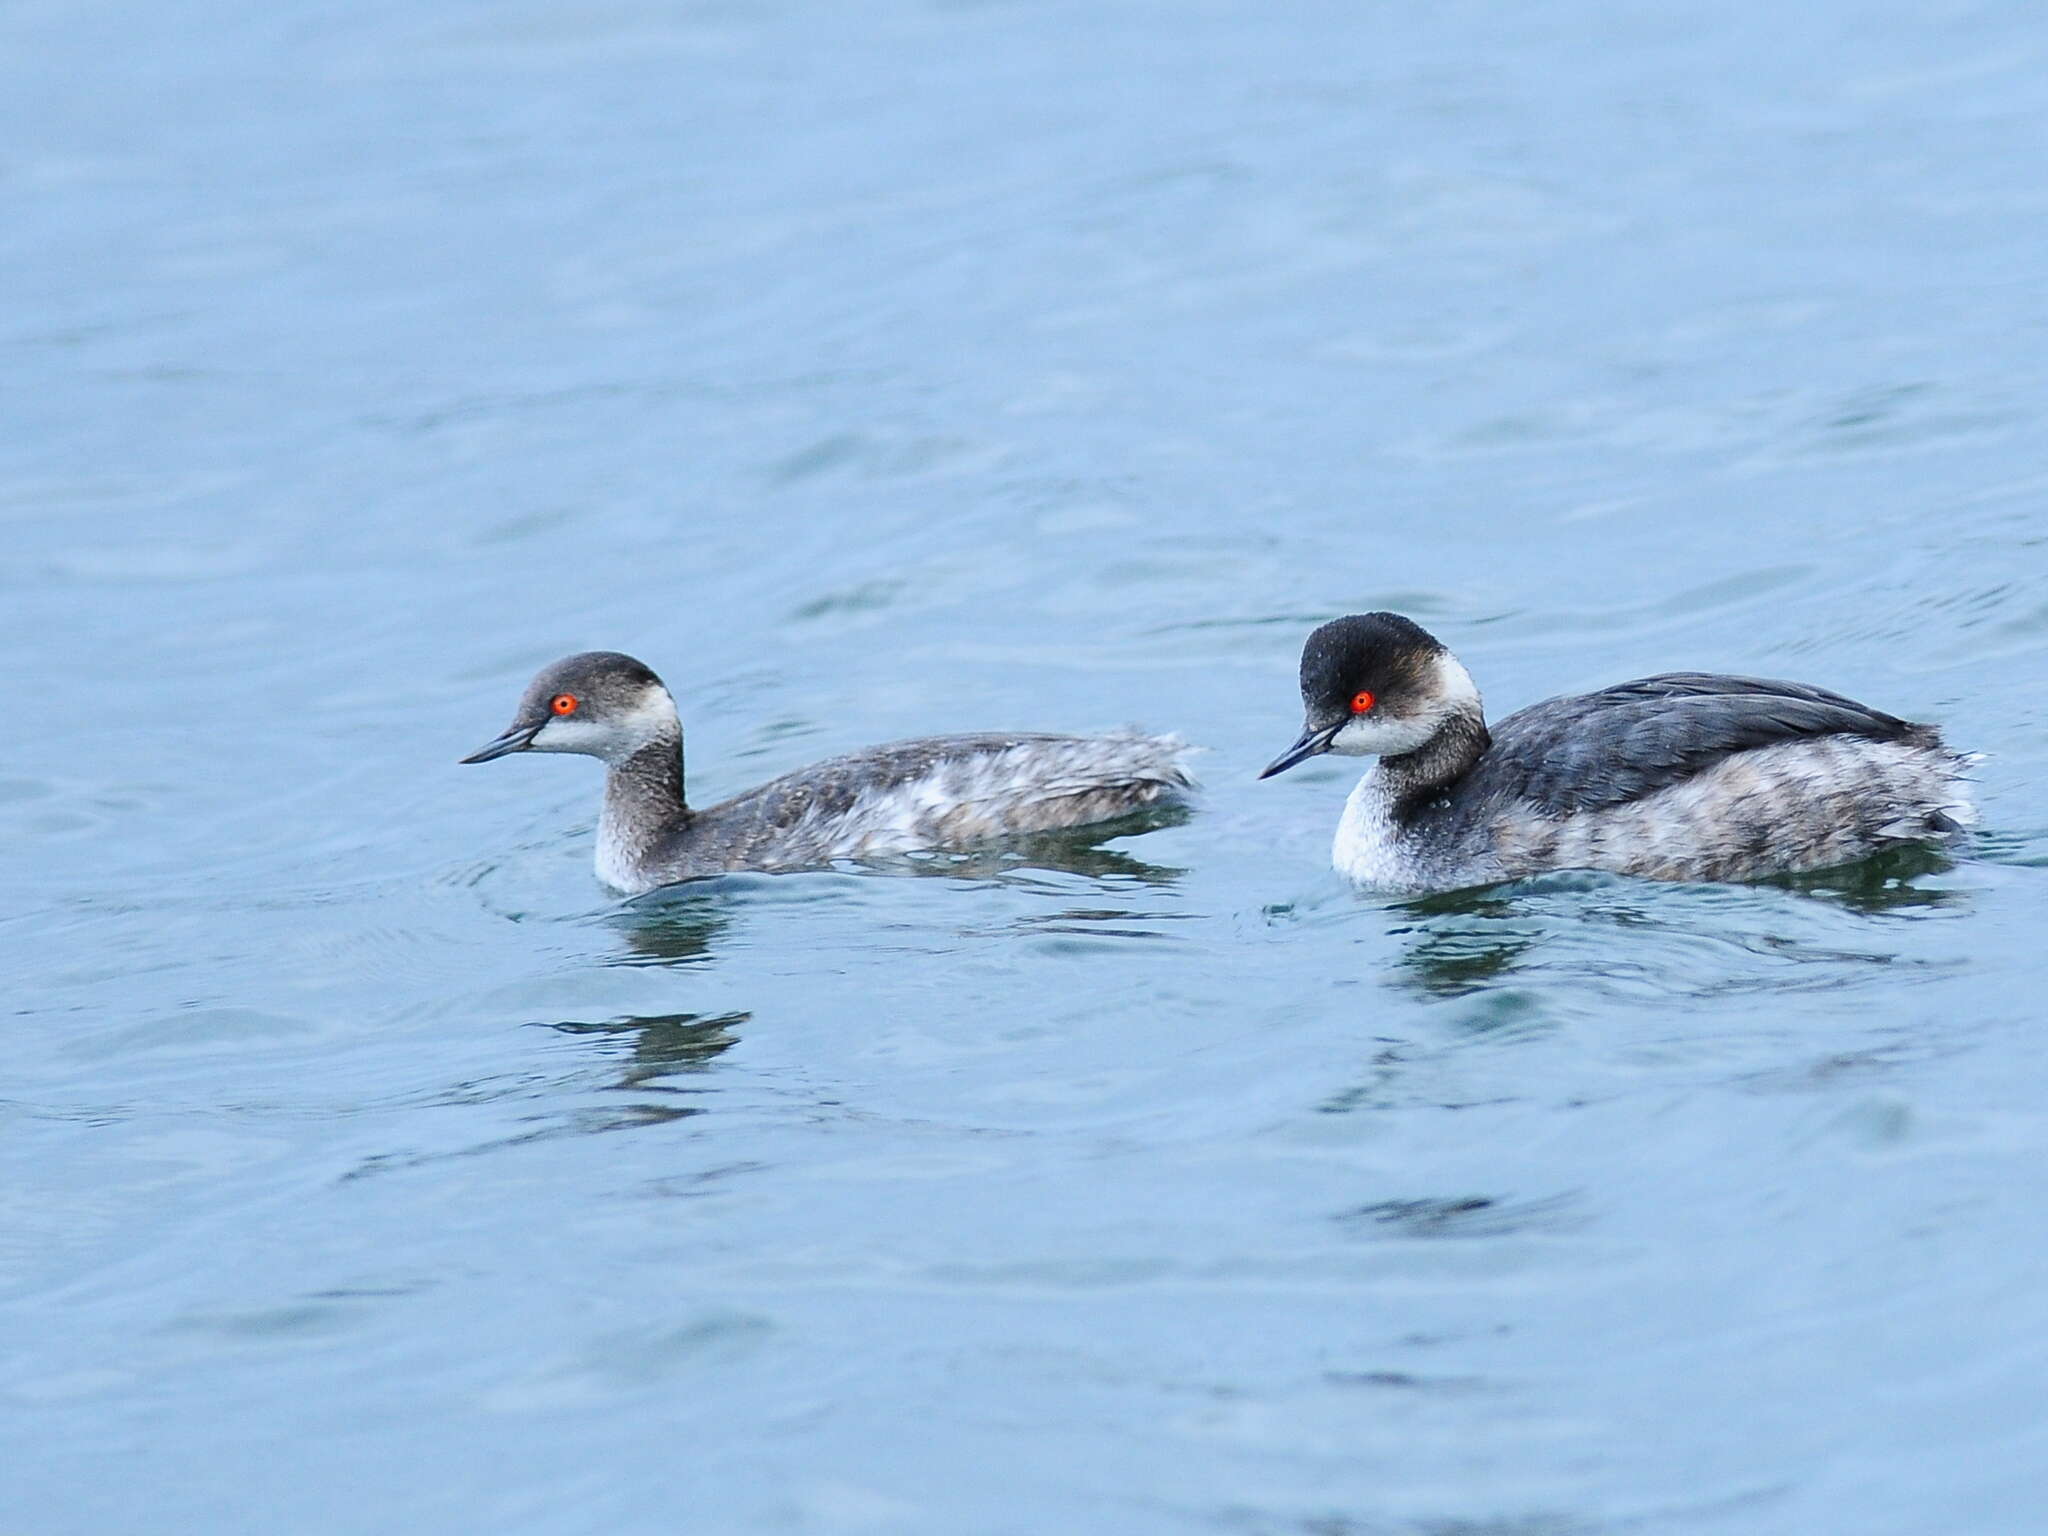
xmin=1315 ymin=1039 xmax=1523 ymax=1116
xmin=597 ymin=806 xmax=1189 ymax=967
xmin=879 ymin=801 xmax=1191 ymax=886
xmin=1969 ymin=826 xmax=2048 ymax=868
xmin=341 ymin=1007 xmax=745 ymax=1183
xmin=1335 ymin=1191 xmax=1586 ymax=1240
xmin=541 ymin=1010 xmax=749 ymax=1093
xmin=1757 ymin=841 xmax=1963 ymax=911
xmin=1399 ymin=842 xmax=1962 ymax=922
xmin=1216 ymin=1482 xmax=1788 ymax=1535
xmin=1384 ymin=911 xmax=1540 ymax=1001
xmin=606 ymin=887 xmax=738 ymax=967
xmin=355 ymin=1011 xmax=751 ymax=1169
xmin=1383 ymin=845 xmax=1968 ymax=1001
xmin=1218 ymin=1502 xmax=1614 ymax=1536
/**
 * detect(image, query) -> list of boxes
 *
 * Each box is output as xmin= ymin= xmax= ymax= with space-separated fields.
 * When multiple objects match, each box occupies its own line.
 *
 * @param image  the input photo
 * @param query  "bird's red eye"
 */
xmin=551 ymin=693 xmax=578 ymax=715
xmin=1350 ymin=690 xmax=1376 ymax=715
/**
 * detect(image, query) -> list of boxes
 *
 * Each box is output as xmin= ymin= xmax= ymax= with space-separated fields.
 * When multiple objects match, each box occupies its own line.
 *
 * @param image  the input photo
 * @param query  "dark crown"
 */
xmin=1298 ymin=612 xmax=1446 ymax=713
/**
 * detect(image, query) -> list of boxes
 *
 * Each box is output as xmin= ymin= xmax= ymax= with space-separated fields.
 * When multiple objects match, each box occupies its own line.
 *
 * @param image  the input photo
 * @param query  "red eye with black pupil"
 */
xmin=551 ymin=693 xmax=578 ymax=715
xmin=1350 ymin=690 xmax=1376 ymax=715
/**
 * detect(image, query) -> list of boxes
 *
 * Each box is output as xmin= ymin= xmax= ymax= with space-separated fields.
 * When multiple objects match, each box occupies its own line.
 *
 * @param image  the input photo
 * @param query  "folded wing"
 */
xmin=1481 ymin=673 xmax=1933 ymax=814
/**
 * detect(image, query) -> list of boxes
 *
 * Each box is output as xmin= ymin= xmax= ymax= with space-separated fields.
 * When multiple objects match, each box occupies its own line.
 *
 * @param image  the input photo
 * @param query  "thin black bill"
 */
xmin=1258 ymin=721 xmax=1341 ymax=780
xmin=458 ymin=720 xmax=544 ymax=764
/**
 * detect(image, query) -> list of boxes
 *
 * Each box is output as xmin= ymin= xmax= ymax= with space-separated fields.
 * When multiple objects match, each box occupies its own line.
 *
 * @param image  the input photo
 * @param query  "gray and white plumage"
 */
xmin=461 ymin=651 xmax=1193 ymax=895
xmin=1261 ymin=613 xmax=1975 ymax=894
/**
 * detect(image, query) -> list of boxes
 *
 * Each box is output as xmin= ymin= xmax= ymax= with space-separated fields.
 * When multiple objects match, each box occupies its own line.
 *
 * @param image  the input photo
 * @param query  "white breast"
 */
xmin=1331 ymin=767 xmax=1418 ymax=890
xmin=595 ymin=814 xmax=652 ymax=892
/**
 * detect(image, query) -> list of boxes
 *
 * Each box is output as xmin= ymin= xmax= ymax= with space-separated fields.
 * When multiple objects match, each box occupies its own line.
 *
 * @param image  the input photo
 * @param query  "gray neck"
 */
xmin=1380 ymin=709 xmax=1491 ymax=819
xmin=598 ymin=730 xmax=691 ymax=877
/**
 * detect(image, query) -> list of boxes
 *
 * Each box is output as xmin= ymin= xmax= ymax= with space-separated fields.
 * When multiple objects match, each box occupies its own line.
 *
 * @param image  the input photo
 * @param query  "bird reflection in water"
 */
xmin=1319 ymin=846 xmax=1969 ymax=1118
xmin=1389 ymin=842 xmax=1964 ymax=1000
xmin=1761 ymin=840 xmax=1962 ymax=912
xmin=543 ymin=812 xmax=1188 ymax=1124
xmin=880 ymin=801 xmax=1190 ymax=886
xmin=597 ymin=806 xmax=1188 ymax=963
xmin=530 ymin=1010 xmax=748 ymax=1132
xmin=544 ymin=1010 xmax=748 ymax=1092
xmin=604 ymin=887 xmax=735 ymax=967
xmin=1384 ymin=884 xmax=1542 ymax=1001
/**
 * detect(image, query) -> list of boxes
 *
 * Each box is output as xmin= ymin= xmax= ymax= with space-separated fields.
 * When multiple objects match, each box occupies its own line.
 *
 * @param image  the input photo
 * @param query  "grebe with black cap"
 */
xmin=1261 ymin=613 xmax=1974 ymax=893
xmin=463 ymin=651 xmax=1193 ymax=894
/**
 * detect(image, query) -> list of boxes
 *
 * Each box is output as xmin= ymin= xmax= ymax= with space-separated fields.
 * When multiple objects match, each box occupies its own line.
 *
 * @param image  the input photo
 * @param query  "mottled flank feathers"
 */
xmin=1474 ymin=735 xmax=1975 ymax=888
xmin=646 ymin=732 xmax=1195 ymax=885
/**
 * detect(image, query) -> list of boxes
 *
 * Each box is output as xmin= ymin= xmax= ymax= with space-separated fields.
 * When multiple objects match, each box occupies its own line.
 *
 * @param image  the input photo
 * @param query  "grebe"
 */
xmin=462 ymin=651 xmax=1193 ymax=893
xmin=1260 ymin=613 xmax=1974 ymax=893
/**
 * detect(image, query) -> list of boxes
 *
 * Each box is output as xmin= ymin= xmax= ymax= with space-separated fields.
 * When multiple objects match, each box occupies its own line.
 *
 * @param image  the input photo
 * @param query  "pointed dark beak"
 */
xmin=1259 ymin=720 xmax=1342 ymax=780
xmin=459 ymin=719 xmax=544 ymax=764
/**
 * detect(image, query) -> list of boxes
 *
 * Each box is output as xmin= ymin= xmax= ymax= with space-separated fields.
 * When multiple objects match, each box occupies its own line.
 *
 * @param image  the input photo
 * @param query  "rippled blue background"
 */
xmin=8 ymin=2 xmax=2048 ymax=1531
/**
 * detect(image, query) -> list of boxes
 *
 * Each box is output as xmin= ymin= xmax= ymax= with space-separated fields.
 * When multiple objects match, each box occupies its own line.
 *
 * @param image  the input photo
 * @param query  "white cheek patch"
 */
xmin=529 ymin=684 xmax=679 ymax=760
xmin=1330 ymin=712 xmax=1439 ymax=757
xmin=1327 ymin=654 xmax=1484 ymax=758
xmin=1431 ymin=653 xmax=1481 ymax=714
xmin=529 ymin=715 xmax=612 ymax=755
xmin=614 ymin=689 xmax=677 ymax=737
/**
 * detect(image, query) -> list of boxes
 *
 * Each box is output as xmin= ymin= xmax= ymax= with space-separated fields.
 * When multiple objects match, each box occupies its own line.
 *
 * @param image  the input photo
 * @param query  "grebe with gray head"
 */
xmin=462 ymin=651 xmax=1194 ymax=894
xmin=1261 ymin=613 xmax=1975 ymax=893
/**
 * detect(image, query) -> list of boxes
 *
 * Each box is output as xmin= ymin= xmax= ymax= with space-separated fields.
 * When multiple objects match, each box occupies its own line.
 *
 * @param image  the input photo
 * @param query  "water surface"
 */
xmin=7 ymin=2 xmax=2048 ymax=1532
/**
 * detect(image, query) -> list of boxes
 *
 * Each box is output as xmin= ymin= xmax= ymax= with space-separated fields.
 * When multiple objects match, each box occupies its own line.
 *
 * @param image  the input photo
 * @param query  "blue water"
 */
xmin=8 ymin=2 xmax=2048 ymax=1531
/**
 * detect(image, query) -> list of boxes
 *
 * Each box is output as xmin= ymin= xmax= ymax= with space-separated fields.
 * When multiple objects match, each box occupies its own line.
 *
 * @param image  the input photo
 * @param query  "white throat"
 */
xmin=1332 ymin=764 xmax=1412 ymax=888
xmin=595 ymin=805 xmax=648 ymax=891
